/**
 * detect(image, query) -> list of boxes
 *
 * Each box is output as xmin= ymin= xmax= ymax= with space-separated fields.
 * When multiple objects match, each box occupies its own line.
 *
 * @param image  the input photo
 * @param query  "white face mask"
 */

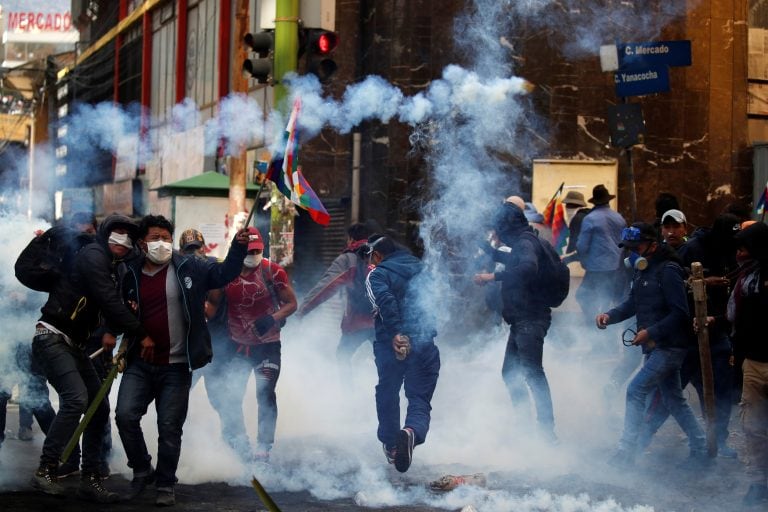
xmin=108 ymin=231 xmax=133 ymax=249
xmin=243 ymin=254 xmax=263 ymax=268
xmin=146 ymin=240 xmax=173 ymax=264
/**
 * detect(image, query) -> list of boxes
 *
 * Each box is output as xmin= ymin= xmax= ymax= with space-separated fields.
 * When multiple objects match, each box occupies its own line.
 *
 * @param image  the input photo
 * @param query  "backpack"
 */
xmin=348 ymin=253 xmax=373 ymax=315
xmin=522 ymin=231 xmax=570 ymax=308
xmin=14 ymin=226 xmax=92 ymax=292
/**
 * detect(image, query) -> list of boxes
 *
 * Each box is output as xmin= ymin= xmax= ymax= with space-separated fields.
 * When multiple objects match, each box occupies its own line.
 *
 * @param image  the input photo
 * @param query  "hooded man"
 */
xmin=365 ymin=234 xmax=439 ymax=473
xmin=474 ymin=201 xmax=558 ymax=443
xmin=30 ymin=213 xmax=148 ymax=502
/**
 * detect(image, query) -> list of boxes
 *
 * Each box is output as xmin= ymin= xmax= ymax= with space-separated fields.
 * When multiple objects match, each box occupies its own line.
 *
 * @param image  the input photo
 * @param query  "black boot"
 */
xmin=77 ymin=472 xmax=119 ymax=503
xmin=31 ymin=463 xmax=66 ymax=496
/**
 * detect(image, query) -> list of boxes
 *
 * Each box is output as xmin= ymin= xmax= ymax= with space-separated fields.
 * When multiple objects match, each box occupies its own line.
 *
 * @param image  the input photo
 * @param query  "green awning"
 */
xmin=154 ymin=171 xmax=259 ymax=198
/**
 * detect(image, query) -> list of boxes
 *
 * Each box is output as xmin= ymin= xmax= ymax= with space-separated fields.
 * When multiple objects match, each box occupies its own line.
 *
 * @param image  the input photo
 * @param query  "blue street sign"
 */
xmin=614 ymin=65 xmax=670 ymax=97
xmin=618 ymin=40 xmax=692 ymax=69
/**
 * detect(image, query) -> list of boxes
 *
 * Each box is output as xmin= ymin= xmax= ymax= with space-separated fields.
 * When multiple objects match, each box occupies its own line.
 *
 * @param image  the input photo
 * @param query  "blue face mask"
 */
xmin=624 ymin=249 xmax=648 ymax=270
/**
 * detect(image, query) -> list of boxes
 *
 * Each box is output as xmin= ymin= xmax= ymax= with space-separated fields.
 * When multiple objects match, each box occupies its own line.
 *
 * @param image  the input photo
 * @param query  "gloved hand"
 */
xmin=253 ymin=315 xmax=276 ymax=336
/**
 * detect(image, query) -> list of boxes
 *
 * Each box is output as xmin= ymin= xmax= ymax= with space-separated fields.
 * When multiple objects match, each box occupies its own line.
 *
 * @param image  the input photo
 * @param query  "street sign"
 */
xmin=614 ymin=65 xmax=670 ymax=97
xmin=618 ymin=40 xmax=692 ymax=69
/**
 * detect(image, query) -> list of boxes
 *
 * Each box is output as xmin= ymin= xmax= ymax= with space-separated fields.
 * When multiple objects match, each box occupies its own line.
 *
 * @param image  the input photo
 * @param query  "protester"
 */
xmin=115 ymin=215 xmax=249 ymax=506
xmin=576 ymin=185 xmax=627 ymax=342
xmin=596 ymin=222 xmax=707 ymax=468
xmin=561 ymin=190 xmax=590 ymax=264
xmin=212 ymin=226 xmax=297 ymax=464
xmin=474 ymin=201 xmax=558 ymax=443
xmin=365 ymin=234 xmax=439 ymax=473
xmin=298 ymin=222 xmax=375 ymax=366
xmin=640 ymin=213 xmax=740 ymax=457
xmin=660 ymin=209 xmax=688 ymax=249
xmin=728 ymin=222 xmax=768 ymax=506
xmin=28 ymin=214 xmax=147 ymax=502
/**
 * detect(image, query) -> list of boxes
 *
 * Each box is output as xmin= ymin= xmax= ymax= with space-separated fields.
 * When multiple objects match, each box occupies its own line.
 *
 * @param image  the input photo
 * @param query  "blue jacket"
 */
xmin=576 ymin=205 xmax=626 ymax=271
xmin=120 ymin=241 xmax=247 ymax=370
xmin=605 ymin=246 xmax=689 ymax=350
xmin=365 ymin=250 xmax=436 ymax=344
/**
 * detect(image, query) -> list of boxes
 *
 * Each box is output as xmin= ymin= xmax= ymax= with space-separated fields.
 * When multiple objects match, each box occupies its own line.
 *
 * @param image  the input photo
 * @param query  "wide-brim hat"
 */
xmin=562 ymin=190 xmax=587 ymax=207
xmin=588 ymin=184 xmax=616 ymax=205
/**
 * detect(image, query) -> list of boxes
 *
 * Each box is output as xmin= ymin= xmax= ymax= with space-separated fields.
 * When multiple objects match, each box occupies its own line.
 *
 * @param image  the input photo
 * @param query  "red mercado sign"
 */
xmin=7 ymin=11 xmax=74 ymax=32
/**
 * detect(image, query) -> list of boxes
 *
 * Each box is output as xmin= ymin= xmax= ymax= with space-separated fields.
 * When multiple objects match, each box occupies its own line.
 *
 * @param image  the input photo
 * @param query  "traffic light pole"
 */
xmin=269 ymin=0 xmax=300 ymax=265
xmin=273 ymin=0 xmax=299 ymax=110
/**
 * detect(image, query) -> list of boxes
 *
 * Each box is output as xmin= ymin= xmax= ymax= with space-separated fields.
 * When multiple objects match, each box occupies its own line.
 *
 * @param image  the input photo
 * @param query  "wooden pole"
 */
xmin=691 ymin=262 xmax=717 ymax=457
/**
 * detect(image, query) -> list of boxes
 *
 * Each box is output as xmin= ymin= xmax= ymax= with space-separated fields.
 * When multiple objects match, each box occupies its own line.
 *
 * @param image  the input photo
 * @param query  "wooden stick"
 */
xmin=691 ymin=262 xmax=717 ymax=457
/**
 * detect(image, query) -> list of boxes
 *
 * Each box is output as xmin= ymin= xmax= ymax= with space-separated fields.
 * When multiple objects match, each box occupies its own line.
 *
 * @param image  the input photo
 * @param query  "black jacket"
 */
xmin=39 ymin=228 xmax=147 ymax=345
xmin=119 ymin=241 xmax=247 ymax=370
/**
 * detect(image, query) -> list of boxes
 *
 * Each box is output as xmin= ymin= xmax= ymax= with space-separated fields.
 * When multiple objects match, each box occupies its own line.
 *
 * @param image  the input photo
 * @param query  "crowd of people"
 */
xmin=0 ymin=185 xmax=766 ymax=507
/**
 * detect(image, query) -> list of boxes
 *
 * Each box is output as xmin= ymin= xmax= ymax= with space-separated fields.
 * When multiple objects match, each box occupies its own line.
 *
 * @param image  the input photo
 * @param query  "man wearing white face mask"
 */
xmin=114 ymin=214 xmax=249 ymax=506
xmin=214 ymin=226 xmax=297 ymax=464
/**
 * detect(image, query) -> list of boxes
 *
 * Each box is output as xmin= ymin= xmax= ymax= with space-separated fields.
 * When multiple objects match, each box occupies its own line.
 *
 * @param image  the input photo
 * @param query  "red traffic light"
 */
xmin=311 ymin=31 xmax=338 ymax=55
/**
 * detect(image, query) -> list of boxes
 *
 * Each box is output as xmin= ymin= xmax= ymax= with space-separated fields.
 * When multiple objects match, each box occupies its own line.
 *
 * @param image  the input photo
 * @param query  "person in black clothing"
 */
xmin=115 ymin=215 xmax=249 ymax=506
xmin=30 ymin=214 xmax=149 ymax=502
xmin=474 ymin=202 xmax=557 ymax=443
xmin=728 ymin=222 xmax=768 ymax=506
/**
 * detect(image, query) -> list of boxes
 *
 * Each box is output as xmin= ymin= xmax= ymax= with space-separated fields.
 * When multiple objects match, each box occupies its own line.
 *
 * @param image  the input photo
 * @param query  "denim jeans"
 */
xmin=374 ymin=338 xmax=440 ymax=449
xmin=115 ymin=360 xmax=192 ymax=488
xmin=32 ymin=333 xmax=109 ymax=473
xmin=204 ymin=342 xmax=281 ymax=454
xmin=639 ymin=340 xmax=733 ymax=449
xmin=619 ymin=347 xmax=705 ymax=454
xmin=501 ymin=317 xmax=555 ymax=432
xmin=15 ymin=342 xmax=56 ymax=434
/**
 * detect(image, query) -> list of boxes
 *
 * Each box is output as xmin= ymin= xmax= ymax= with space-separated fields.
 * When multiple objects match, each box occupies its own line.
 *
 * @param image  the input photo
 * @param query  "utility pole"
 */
xmin=273 ymin=0 xmax=299 ymax=110
xmin=269 ymin=0 xmax=300 ymax=265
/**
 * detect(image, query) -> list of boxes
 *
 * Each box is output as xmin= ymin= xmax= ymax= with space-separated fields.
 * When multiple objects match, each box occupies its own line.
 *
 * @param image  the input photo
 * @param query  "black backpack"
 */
xmin=15 ymin=226 xmax=92 ymax=292
xmin=522 ymin=231 xmax=570 ymax=308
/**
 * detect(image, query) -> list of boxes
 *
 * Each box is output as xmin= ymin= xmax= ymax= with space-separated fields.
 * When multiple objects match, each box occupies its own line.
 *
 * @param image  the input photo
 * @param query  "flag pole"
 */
xmin=243 ymin=177 xmax=268 ymax=229
xmin=545 ymin=182 xmax=565 ymax=224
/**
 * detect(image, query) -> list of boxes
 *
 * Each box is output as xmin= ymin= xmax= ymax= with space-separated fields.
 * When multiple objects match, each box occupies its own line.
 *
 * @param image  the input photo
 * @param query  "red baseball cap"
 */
xmin=247 ymin=226 xmax=265 ymax=251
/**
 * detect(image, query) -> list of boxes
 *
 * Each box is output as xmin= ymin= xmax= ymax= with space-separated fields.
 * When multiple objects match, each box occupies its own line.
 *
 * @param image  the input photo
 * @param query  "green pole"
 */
xmin=273 ymin=0 xmax=299 ymax=112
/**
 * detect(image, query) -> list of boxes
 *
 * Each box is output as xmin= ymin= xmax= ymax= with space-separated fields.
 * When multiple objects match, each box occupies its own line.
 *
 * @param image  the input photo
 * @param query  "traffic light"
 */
xmin=305 ymin=29 xmax=338 ymax=83
xmin=243 ymin=31 xmax=274 ymax=84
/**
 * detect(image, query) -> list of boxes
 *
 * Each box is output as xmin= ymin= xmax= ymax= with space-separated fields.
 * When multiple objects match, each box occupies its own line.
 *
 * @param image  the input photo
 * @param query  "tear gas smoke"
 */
xmin=0 ymin=1 xmax=712 ymax=510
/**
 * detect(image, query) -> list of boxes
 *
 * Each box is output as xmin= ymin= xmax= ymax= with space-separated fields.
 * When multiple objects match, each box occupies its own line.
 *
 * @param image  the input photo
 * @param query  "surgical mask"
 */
xmin=108 ymin=231 xmax=132 ymax=249
xmin=624 ymin=250 xmax=648 ymax=271
xmin=243 ymin=254 xmax=263 ymax=268
xmin=146 ymin=240 xmax=173 ymax=264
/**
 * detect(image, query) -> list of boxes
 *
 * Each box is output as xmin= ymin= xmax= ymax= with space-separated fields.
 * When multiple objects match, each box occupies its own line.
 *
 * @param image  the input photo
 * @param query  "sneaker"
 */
xmin=31 ymin=464 xmax=66 ymax=496
xmin=743 ymin=482 xmax=768 ymax=506
xmin=156 ymin=486 xmax=176 ymax=507
xmin=382 ymin=443 xmax=396 ymax=464
xmin=125 ymin=467 xmax=156 ymax=500
xmin=17 ymin=427 xmax=33 ymax=441
xmin=57 ymin=459 xmax=80 ymax=479
xmin=77 ymin=473 xmax=119 ymax=503
xmin=394 ymin=427 xmax=414 ymax=473
xmin=607 ymin=449 xmax=635 ymax=469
